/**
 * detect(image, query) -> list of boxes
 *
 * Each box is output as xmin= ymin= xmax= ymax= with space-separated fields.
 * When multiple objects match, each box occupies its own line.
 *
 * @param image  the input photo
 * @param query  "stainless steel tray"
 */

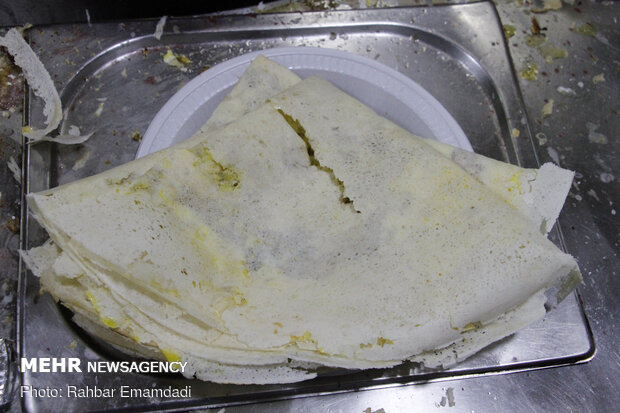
xmin=19 ymin=2 xmax=594 ymax=411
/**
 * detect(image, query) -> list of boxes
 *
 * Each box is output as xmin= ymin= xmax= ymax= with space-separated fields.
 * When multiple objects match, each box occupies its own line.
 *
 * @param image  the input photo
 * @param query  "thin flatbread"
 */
xmin=23 ymin=56 xmax=581 ymax=384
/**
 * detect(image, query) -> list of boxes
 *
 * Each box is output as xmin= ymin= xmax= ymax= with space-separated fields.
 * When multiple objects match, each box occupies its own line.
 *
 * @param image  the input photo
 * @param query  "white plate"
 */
xmin=137 ymin=47 xmax=471 ymax=158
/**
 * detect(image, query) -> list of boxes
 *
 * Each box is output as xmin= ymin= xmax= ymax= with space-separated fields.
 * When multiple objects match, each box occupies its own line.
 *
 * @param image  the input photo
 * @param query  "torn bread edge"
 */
xmin=0 ymin=28 xmax=91 ymax=144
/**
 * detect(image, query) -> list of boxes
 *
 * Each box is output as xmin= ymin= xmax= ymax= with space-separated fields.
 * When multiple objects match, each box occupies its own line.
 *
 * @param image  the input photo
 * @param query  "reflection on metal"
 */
xmin=0 ymin=339 xmax=16 ymax=409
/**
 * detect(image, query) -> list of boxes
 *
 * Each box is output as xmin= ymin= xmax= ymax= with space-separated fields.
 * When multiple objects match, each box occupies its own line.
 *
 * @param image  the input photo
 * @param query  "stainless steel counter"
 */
xmin=0 ymin=0 xmax=617 ymax=411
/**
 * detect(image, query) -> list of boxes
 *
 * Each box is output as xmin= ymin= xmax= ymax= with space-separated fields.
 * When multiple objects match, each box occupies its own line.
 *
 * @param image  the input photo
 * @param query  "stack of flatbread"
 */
xmin=22 ymin=55 xmax=581 ymax=384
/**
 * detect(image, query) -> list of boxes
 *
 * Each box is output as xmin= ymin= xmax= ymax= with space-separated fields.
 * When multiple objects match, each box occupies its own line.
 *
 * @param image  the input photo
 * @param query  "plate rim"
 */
xmin=137 ymin=46 xmax=471 ymax=158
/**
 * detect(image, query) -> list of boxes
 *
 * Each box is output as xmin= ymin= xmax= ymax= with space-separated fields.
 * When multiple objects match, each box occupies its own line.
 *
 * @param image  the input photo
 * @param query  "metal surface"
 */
xmin=19 ymin=2 xmax=595 ymax=411
xmin=0 ymin=339 xmax=16 ymax=408
xmin=0 ymin=0 xmax=615 ymax=412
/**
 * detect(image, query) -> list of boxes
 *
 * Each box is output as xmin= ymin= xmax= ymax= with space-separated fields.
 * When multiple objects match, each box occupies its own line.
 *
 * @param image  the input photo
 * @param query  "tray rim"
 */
xmin=17 ymin=2 xmax=595 ymax=411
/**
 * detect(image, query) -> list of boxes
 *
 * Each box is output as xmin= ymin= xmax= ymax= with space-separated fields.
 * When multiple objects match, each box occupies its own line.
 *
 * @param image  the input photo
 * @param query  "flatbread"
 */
xmin=23 ymin=56 xmax=580 ymax=384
